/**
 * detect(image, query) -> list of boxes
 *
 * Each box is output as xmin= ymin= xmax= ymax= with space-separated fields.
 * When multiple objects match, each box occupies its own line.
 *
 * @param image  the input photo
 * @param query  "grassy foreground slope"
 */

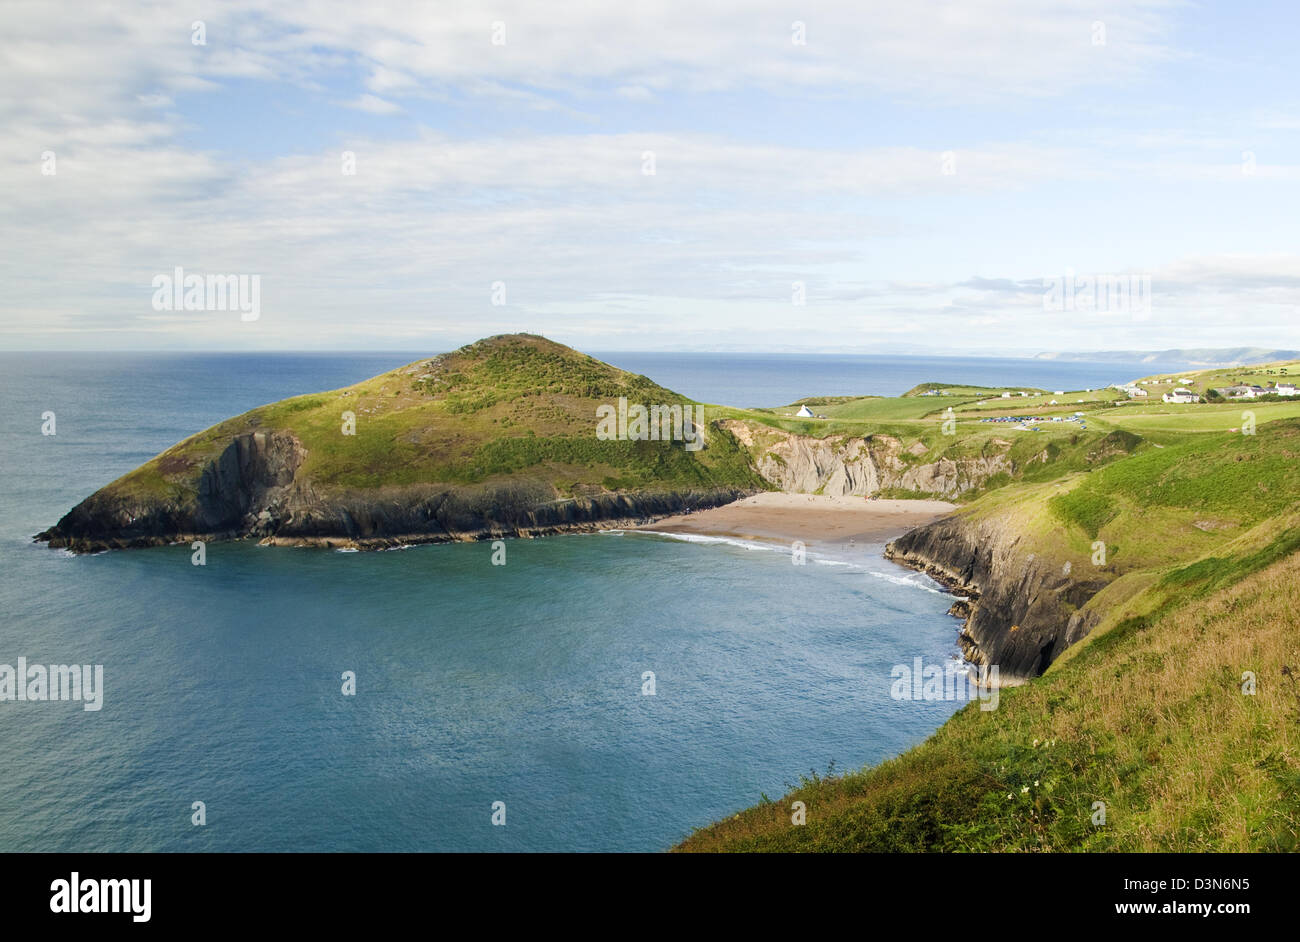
xmin=678 ymin=418 xmax=1300 ymax=851
xmin=679 ymin=551 xmax=1300 ymax=852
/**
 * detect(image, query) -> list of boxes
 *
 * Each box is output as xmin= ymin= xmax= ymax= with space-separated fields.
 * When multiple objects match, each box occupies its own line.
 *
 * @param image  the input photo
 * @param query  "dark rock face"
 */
xmin=37 ymin=431 xmax=306 ymax=551
xmin=37 ymin=430 xmax=755 ymax=552
xmin=195 ymin=430 xmax=304 ymax=530
xmin=885 ymin=515 xmax=1111 ymax=683
xmin=250 ymin=480 xmax=754 ymax=548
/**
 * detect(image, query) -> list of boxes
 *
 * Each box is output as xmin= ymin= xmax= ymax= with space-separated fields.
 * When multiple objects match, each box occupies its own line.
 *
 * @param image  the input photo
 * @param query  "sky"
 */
xmin=2 ymin=0 xmax=1299 ymax=355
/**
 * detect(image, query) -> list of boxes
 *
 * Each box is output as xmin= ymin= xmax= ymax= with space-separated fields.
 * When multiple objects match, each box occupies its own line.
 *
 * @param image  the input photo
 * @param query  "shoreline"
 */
xmin=635 ymin=492 xmax=958 ymax=549
xmin=38 ymin=491 xmax=959 ymax=555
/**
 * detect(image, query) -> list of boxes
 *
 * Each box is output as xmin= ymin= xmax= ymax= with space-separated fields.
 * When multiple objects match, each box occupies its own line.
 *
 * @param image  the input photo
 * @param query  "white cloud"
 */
xmin=339 ymin=93 xmax=402 ymax=114
xmin=4 ymin=0 xmax=1299 ymax=354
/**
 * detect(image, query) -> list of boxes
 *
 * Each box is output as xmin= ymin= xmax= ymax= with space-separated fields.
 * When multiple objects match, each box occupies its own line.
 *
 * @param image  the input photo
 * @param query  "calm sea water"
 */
xmin=0 ymin=351 xmax=1178 ymax=852
xmin=592 ymin=351 xmax=1189 ymax=407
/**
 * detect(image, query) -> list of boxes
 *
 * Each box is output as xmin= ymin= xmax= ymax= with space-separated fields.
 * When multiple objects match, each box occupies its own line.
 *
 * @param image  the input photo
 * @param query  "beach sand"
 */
xmin=638 ymin=492 xmax=956 ymax=548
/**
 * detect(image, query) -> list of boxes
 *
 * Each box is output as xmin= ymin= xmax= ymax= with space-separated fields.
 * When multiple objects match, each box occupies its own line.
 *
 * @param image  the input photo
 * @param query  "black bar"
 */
xmin=0 ymin=852 xmax=1280 ymax=928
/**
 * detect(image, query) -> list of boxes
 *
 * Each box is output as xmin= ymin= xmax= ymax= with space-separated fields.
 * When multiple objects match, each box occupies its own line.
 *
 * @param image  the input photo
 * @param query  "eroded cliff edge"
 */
xmin=721 ymin=419 xmax=1011 ymax=497
xmin=885 ymin=513 xmax=1111 ymax=683
xmin=37 ymin=430 xmax=755 ymax=552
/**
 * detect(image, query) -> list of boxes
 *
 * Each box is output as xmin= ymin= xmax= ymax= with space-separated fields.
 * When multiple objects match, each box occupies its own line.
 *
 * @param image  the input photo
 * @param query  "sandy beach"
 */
xmin=638 ymin=493 xmax=957 ymax=548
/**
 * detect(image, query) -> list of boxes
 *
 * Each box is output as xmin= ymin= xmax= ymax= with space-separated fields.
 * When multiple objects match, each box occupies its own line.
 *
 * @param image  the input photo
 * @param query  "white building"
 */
xmin=1217 ymin=385 xmax=1266 ymax=399
xmin=1162 ymin=388 xmax=1198 ymax=403
xmin=795 ymin=404 xmax=815 ymax=417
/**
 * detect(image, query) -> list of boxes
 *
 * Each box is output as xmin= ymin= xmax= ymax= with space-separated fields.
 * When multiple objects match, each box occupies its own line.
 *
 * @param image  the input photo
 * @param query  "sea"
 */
xmin=0 ymin=351 xmax=1191 ymax=852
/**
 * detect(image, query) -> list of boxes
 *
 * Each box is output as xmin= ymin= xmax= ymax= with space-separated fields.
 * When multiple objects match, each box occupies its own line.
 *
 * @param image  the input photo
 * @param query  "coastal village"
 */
xmin=785 ymin=363 xmax=1297 ymax=420
xmin=770 ymin=359 xmax=1300 ymax=442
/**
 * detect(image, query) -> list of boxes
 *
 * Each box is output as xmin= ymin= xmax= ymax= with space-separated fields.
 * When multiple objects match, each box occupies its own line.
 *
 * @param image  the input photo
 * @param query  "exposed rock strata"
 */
xmin=722 ymin=420 xmax=1010 ymax=497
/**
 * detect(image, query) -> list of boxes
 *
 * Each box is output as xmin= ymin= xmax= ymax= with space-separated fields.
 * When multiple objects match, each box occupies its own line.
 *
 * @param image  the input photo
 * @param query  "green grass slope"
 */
xmin=678 ymin=550 xmax=1300 ymax=852
xmin=677 ymin=417 xmax=1300 ymax=851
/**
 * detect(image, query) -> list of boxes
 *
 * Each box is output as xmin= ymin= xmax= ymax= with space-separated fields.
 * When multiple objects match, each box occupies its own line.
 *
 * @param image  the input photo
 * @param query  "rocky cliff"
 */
xmin=885 ymin=513 xmax=1111 ymax=683
xmin=37 ymin=428 xmax=755 ymax=552
xmin=38 ymin=420 xmax=1021 ymax=553
xmin=723 ymin=420 xmax=1011 ymax=497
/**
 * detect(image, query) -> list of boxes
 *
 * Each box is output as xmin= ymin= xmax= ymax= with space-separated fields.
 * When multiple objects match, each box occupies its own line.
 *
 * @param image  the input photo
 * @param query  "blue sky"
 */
xmin=3 ymin=0 xmax=1299 ymax=354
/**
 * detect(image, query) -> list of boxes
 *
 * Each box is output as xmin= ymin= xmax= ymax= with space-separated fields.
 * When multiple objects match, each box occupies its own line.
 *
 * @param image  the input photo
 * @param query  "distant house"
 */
xmin=795 ymin=404 xmax=815 ymax=417
xmin=1000 ymin=391 xmax=1012 ymax=399
xmin=1277 ymin=383 xmax=1299 ymax=396
xmin=1216 ymin=385 xmax=1266 ymax=399
xmin=1162 ymin=388 xmax=1198 ymax=403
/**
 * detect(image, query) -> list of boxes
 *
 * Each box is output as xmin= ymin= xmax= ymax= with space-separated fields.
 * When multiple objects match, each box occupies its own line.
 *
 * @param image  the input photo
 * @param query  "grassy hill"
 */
xmin=677 ymin=417 xmax=1300 ymax=851
xmin=108 ymin=333 xmax=765 ymax=501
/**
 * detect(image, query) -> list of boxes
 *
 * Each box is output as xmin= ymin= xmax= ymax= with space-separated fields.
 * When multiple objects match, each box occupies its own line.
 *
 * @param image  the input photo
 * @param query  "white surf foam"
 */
xmin=628 ymin=529 xmax=782 ymax=554
xmin=623 ymin=529 xmax=873 ymax=571
xmin=864 ymin=569 xmax=947 ymax=595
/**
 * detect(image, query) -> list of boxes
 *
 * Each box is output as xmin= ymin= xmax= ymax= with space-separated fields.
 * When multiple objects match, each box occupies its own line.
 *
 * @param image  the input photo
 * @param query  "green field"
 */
xmin=1094 ymin=400 xmax=1300 ymax=433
